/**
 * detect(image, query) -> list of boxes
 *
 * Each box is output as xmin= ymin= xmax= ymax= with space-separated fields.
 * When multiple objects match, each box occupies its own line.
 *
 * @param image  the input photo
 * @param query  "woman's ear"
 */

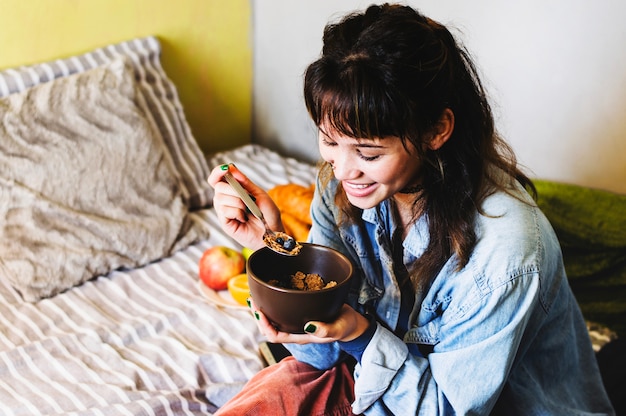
xmin=427 ymin=108 xmax=455 ymax=150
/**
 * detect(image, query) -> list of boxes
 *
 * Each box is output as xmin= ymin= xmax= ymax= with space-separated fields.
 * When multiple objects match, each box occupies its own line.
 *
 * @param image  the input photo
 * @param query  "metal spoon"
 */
xmin=223 ymin=172 xmax=301 ymax=256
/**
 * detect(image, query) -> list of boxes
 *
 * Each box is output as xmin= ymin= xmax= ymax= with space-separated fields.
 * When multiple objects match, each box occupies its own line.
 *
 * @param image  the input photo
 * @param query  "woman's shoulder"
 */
xmin=477 ymin=182 xmax=542 ymax=235
xmin=471 ymin=183 xmax=561 ymax=279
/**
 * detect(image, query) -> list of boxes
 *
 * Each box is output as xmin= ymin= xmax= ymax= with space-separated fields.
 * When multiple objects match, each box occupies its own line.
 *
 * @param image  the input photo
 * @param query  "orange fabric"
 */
xmin=280 ymin=212 xmax=312 ymax=242
xmin=268 ymin=183 xmax=315 ymax=242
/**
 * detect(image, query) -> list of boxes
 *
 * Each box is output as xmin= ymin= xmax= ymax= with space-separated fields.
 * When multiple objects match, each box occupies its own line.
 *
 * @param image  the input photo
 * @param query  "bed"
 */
xmin=0 ymin=36 xmax=317 ymax=415
xmin=1 ymin=36 xmax=623 ymax=415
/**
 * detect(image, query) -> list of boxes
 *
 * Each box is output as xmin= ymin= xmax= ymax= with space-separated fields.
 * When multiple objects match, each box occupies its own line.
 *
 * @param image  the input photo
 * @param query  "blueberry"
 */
xmin=276 ymin=237 xmax=284 ymax=245
xmin=283 ymin=238 xmax=296 ymax=250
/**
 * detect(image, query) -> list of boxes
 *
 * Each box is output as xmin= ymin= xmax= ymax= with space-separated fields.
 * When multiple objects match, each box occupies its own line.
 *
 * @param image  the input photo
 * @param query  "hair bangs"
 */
xmin=305 ymin=58 xmax=410 ymax=141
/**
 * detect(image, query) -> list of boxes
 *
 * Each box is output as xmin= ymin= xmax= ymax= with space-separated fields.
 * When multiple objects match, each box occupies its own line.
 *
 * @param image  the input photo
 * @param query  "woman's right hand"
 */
xmin=207 ymin=163 xmax=284 ymax=250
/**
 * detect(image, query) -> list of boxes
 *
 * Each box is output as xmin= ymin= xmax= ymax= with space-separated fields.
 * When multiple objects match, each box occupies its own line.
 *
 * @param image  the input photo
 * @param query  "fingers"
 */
xmin=302 ymin=305 xmax=371 ymax=342
xmin=210 ymin=164 xmax=285 ymax=235
xmin=212 ymin=187 xmax=244 ymax=216
xmin=207 ymin=164 xmax=268 ymax=249
xmin=246 ymin=297 xmax=335 ymax=345
xmin=207 ymin=163 xmax=230 ymax=188
xmin=208 ymin=164 xmax=263 ymax=219
xmin=246 ymin=300 xmax=369 ymax=344
xmin=208 ymin=163 xmax=261 ymax=197
xmin=209 ymin=164 xmax=255 ymax=223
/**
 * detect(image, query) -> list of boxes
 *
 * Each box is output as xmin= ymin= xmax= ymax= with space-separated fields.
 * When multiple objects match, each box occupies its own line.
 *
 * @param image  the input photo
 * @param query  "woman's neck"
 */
xmin=392 ymin=193 xmax=424 ymax=240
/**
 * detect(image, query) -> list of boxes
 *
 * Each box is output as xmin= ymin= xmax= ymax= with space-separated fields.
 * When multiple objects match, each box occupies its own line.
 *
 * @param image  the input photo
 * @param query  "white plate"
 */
xmin=197 ymin=281 xmax=247 ymax=309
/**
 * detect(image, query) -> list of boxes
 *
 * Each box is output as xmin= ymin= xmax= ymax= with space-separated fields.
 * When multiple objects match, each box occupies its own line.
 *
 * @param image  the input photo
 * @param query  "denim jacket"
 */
xmin=286 ymin=176 xmax=614 ymax=415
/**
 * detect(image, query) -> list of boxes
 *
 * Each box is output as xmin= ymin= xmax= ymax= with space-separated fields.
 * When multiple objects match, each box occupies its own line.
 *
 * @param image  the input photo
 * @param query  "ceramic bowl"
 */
xmin=247 ymin=243 xmax=353 ymax=333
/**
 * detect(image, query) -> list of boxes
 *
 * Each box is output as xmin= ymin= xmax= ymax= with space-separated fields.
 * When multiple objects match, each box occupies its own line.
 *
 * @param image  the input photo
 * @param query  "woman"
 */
xmin=208 ymin=4 xmax=613 ymax=415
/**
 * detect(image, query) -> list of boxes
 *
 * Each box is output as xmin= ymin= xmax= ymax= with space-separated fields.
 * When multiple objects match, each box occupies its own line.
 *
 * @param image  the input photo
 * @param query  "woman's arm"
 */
xmin=350 ymin=273 xmax=542 ymax=415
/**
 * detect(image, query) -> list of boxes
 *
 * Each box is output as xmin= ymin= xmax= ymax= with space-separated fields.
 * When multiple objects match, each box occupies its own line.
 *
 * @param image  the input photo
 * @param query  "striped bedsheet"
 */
xmin=0 ymin=144 xmax=317 ymax=416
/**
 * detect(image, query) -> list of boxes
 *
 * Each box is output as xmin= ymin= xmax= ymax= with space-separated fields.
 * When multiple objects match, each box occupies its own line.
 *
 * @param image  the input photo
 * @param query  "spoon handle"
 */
xmin=223 ymin=172 xmax=265 ymax=221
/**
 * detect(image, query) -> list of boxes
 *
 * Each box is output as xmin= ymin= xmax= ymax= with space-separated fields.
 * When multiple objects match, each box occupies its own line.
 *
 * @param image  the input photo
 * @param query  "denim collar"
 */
xmin=361 ymin=199 xmax=430 ymax=260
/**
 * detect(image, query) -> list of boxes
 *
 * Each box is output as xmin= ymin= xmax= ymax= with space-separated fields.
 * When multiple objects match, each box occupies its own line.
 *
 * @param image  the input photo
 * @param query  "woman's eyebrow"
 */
xmin=320 ymin=128 xmax=387 ymax=149
xmin=354 ymin=141 xmax=385 ymax=149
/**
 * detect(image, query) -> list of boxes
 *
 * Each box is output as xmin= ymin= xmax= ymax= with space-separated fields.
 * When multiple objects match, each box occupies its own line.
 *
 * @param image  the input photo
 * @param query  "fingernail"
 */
xmin=304 ymin=323 xmax=317 ymax=333
xmin=220 ymin=164 xmax=229 ymax=171
xmin=254 ymin=311 xmax=260 ymax=320
xmin=246 ymin=298 xmax=251 ymax=308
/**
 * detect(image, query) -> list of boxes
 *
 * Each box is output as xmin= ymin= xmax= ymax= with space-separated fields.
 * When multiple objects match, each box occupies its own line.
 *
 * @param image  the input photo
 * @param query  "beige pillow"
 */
xmin=0 ymin=58 xmax=206 ymax=301
xmin=0 ymin=36 xmax=213 ymax=209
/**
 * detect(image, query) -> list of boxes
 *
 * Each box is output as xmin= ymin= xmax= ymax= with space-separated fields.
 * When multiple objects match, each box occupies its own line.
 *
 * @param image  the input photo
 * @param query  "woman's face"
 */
xmin=318 ymin=126 xmax=422 ymax=210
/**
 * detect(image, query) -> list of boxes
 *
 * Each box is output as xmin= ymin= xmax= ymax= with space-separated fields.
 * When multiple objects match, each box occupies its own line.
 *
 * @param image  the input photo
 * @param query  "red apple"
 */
xmin=199 ymin=246 xmax=246 ymax=291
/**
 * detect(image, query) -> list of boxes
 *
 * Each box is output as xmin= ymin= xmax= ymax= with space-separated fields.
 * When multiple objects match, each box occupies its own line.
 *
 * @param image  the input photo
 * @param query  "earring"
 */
xmin=436 ymin=155 xmax=445 ymax=181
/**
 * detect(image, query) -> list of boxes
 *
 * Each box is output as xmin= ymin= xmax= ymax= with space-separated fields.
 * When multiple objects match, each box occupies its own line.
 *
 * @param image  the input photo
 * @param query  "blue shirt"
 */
xmin=285 ymin=175 xmax=614 ymax=415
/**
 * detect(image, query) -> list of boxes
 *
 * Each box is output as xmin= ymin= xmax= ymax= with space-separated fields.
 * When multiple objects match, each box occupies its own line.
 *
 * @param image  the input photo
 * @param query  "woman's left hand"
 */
xmin=248 ymin=300 xmax=370 ymax=344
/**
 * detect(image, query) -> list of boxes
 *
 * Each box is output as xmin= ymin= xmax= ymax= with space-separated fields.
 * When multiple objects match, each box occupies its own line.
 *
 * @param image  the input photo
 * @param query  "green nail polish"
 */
xmin=220 ymin=164 xmax=229 ymax=171
xmin=304 ymin=323 xmax=317 ymax=333
xmin=254 ymin=311 xmax=260 ymax=320
xmin=246 ymin=298 xmax=251 ymax=308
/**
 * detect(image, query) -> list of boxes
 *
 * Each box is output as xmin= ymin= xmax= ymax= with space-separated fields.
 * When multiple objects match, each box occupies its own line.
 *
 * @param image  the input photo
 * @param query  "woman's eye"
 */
xmin=358 ymin=153 xmax=380 ymax=162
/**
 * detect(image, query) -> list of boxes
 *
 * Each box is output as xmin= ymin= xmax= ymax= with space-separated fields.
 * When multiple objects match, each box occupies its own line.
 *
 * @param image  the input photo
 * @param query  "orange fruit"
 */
xmin=227 ymin=273 xmax=250 ymax=306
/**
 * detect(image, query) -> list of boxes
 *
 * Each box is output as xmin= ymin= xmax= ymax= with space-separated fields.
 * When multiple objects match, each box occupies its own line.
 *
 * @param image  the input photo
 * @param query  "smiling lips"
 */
xmin=342 ymin=181 xmax=377 ymax=198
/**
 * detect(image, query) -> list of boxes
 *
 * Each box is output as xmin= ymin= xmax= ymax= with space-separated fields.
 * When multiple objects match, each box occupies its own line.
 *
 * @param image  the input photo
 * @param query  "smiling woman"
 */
xmin=209 ymin=4 xmax=615 ymax=415
xmin=0 ymin=0 xmax=252 ymax=155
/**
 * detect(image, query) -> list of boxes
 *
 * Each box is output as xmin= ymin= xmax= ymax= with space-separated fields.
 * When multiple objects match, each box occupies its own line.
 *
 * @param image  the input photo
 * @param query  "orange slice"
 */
xmin=227 ymin=273 xmax=250 ymax=306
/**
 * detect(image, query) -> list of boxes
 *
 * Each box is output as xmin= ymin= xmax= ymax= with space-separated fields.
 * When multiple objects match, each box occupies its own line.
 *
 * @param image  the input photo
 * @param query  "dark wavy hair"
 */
xmin=304 ymin=4 xmax=535 ymax=286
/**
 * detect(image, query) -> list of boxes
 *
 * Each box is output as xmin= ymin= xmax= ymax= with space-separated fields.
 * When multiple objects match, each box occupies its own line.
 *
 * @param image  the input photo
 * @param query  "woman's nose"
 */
xmin=329 ymin=157 xmax=351 ymax=179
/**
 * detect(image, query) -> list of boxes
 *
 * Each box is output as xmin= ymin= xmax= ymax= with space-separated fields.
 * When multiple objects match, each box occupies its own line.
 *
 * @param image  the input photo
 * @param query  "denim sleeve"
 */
xmin=350 ymin=325 xmax=439 ymax=414
xmin=283 ymin=342 xmax=343 ymax=370
xmin=338 ymin=315 xmax=377 ymax=362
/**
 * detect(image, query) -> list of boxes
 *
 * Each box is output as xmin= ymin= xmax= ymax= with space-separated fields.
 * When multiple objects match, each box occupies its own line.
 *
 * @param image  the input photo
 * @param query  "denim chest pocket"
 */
xmin=341 ymin=231 xmax=376 ymax=258
xmin=340 ymin=229 xmax=383 ymax=282
xmin=411 ymin=296 xmax=450 ymax=345
xmin=356 ymin=277 xmax=383 ymax=306
xmin=338 ymin=231 xmax=384 ymax=305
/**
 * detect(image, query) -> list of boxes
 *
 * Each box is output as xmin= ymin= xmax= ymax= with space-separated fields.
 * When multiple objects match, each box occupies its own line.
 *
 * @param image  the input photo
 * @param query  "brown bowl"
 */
xmin=247 ymin=243 xmax=353 ymax=333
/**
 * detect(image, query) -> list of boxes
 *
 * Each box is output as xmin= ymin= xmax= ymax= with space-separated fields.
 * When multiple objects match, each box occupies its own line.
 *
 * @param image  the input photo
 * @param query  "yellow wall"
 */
xmin=0 ymin=0 xmax=252 ymax=154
